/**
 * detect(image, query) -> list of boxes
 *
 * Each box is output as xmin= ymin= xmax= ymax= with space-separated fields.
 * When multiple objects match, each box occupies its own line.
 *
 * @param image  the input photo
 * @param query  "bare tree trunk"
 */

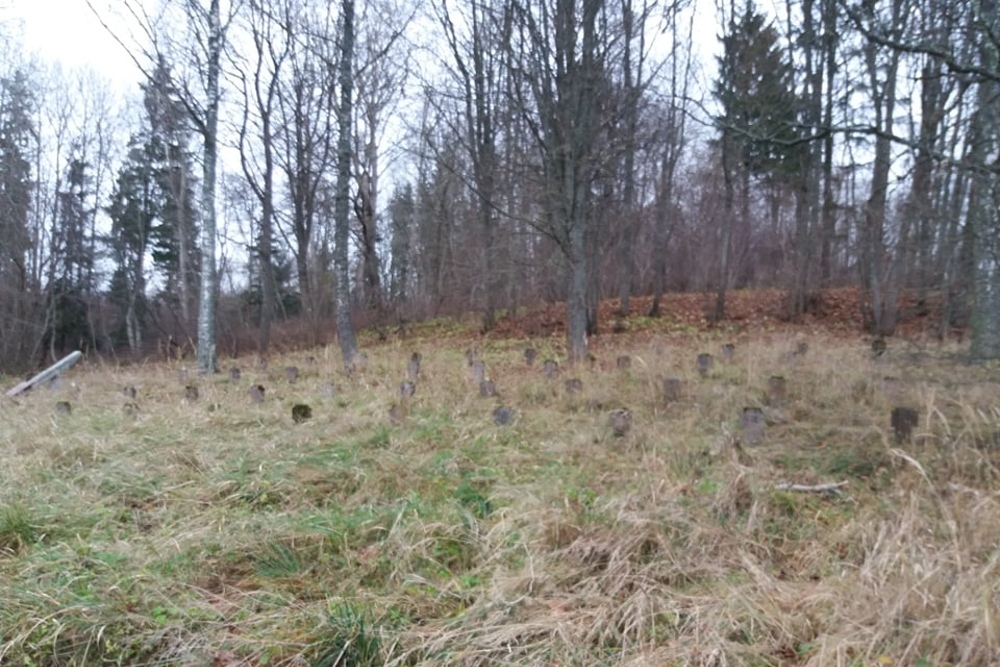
xmin=716 ymin=133 xmax=735 ymax=323
xmin=648 ymin=145 xmax=678 ymax=317
xmin=509 ymin=0 xmax=602 ymax=361
xmin=908 ymin=54 xmax=943 ymax=304
xmin=355 ymin=170 xmax=383 ymax=313
xmin=334 ymin=0 xmax=359 ymax=369
xmin=568 ymin=207 xmax=589 ymax=361
xmin=438 ymin=0 xmax=501 ymax=331
xmin=239 ymin=0 xmax=286 ymax=357
xmin=789 ymin=0 xmax=823 ymax=317
xmin=649 ymin=5 xmax=693 ymax=317
xmin=858 ymin=0 xmax=906 ymax=336
xmin=819 ymin=0 xmax=838 ymax=284
xmin=258 ymin=161 xmax=276 ymax=355
xmin=195 ymin=0 xmax=221 ymax=374
xmin=175 ymin=150 xmax=192 ymax=329
xmin=968 ymin=7 xmax=1000 ymax=360
xmin=616 ymin=0 xmax=638 ymax=318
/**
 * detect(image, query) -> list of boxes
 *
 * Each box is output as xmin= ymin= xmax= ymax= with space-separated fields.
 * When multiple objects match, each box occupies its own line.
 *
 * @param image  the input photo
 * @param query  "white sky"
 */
xmin=5 ymin=0 xmax=141 ymax=86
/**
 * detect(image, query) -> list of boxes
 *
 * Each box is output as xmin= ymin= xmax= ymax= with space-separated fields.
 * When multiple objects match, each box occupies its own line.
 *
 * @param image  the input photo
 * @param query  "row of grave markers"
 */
xmin=38 ymin=339 xmax=919 ymax=446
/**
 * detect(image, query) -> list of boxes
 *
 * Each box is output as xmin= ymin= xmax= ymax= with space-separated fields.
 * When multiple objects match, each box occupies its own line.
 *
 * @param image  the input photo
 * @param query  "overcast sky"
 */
xmin=5 ymin=0 xmax=140 ymax=86
xmin=8 ymin=0 xmax=725 ymax=88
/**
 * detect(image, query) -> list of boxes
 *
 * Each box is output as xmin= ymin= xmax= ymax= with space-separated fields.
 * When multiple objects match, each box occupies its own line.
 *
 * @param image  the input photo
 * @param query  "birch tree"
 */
xmin=334 ymin=0 xmax=360 ymax=368
xmin=89 ymin=0 xmax=237 ymax=372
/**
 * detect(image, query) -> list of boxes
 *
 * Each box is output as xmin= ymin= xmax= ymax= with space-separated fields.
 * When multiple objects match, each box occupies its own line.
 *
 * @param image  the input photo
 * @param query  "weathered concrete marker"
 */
xmin=6 ymin=351 xmax=83 ymax=398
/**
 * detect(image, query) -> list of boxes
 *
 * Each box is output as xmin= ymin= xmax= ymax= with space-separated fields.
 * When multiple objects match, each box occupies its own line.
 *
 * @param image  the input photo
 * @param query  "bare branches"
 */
xmin=84 ymin=0 xmax=159 ymax=81
xmin=841 ymin=0 xmax=1000 ymax=85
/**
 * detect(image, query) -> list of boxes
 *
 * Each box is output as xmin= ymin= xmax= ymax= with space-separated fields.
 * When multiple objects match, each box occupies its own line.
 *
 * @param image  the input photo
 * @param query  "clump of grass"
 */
xmin=310 ymin=602 xmax=384 ymax=667
xmin=0 ymin=503 xmax=36 ymax=554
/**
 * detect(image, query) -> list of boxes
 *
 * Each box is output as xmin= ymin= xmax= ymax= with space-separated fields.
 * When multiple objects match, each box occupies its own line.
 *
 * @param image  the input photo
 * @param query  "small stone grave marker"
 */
xmin=389 ymin=403 xmax=404 ymax=425
xmin=767 ymin=376 xmax=787 ymax=406
xmin=891 ymin=406 xmax=919 ymax=444
xmin=471 ymin=360 xmax=486 ymax=384
xmin=881 ymin=376 xmax=901 ymax=402
xmin=663 ymin=377 xmax=682 ymax=402
xmin=493 ymin=406 xmax=514 ymax=426
xmin=697 ymin=353 xmax=713 ymax=377
xmin=741 ymin=407 xmax=766 ymax=445
xmin=608 ymin=408 xmax=632 ymax=437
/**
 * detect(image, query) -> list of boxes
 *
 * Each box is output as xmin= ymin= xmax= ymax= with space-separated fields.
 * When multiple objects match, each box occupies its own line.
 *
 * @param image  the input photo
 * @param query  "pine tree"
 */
xmin=48 ymin=153 xmax=97 ymax=354
xmin=106 ymin=137 xmax=161 ymax=353
xmin=143 ymin=60 xmax=200 ymax=330
xmin=715 ymin=1 xmax=799 ymax=182
xmin=712 ymin=0 xmax=799 ymax=319
xmin=0 ymin=69 xmax=34 ymax=294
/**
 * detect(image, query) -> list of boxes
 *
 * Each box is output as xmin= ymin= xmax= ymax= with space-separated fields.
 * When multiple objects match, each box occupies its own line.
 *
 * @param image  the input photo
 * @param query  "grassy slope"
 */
xmin=1 ymin=320 xmax=999 ymax=666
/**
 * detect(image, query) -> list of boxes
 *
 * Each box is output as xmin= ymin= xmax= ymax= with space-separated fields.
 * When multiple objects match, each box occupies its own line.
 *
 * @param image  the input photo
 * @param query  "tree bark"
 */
xmin=858 ymin=0 xmax=906 ymax=336
xmin=334 ymin=0 xmax=360 ymax=369
xmin=716 ymin=129 xmax=735 ymax=323
xmin=968 ymin=4 xmax=1000 ymax=360
xmin=616 ymin=0 xmax=638 ymax=318
xmin=196 ymin=0 xmax=221 ymax=374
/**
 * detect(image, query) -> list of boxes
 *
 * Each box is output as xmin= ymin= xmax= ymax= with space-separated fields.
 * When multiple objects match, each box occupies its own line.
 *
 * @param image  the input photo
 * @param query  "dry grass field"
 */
xmin=1 ymin=320 xmax=999 ymax=666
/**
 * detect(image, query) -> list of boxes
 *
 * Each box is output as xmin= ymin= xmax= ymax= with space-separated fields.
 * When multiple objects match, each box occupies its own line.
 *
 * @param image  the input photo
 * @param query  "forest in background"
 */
xmin=0 ymin=0 xmax=998 ymax=374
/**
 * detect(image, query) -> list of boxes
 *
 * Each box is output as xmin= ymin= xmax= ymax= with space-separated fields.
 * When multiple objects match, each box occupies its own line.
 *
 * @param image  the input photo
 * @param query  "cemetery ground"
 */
xmin=1 ymin=290 xmax=999 ymax=666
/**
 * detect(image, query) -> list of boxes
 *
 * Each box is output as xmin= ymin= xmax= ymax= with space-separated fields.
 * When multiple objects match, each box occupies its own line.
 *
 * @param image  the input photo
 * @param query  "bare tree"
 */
xmin=89 ymin=0 xmax=239 ymax=373
xmin=856 ymin=0 xmax=909 ymax=336
xmin=964 ymin=1 xmax=1000 ymax=360
xmin=509 ymin=0 xmax=604 ymax=361
xmin=194 ymin=0 xmax=225 ymax=372
xmin=271 ymin=0 xmax=338 ymax=334
xmin=614 ymin=0 xmax=654 ymax=317
xmin=334 ymin=0 xmax=360 ymax=368
xmin=648 ymin=0 xmax=695 ymax=317
xmin=235 ymin=0 xmax=291 ymax=355
xmin=351 ymin=0 xmax=413 ymax=319
xmin=436 ymin=0 xmax=510 ymax=331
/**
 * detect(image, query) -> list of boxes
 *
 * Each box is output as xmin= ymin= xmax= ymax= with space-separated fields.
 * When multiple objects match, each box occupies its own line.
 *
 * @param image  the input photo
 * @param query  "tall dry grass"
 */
xmin=0 ymin=328 xmax=998 ymax=666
